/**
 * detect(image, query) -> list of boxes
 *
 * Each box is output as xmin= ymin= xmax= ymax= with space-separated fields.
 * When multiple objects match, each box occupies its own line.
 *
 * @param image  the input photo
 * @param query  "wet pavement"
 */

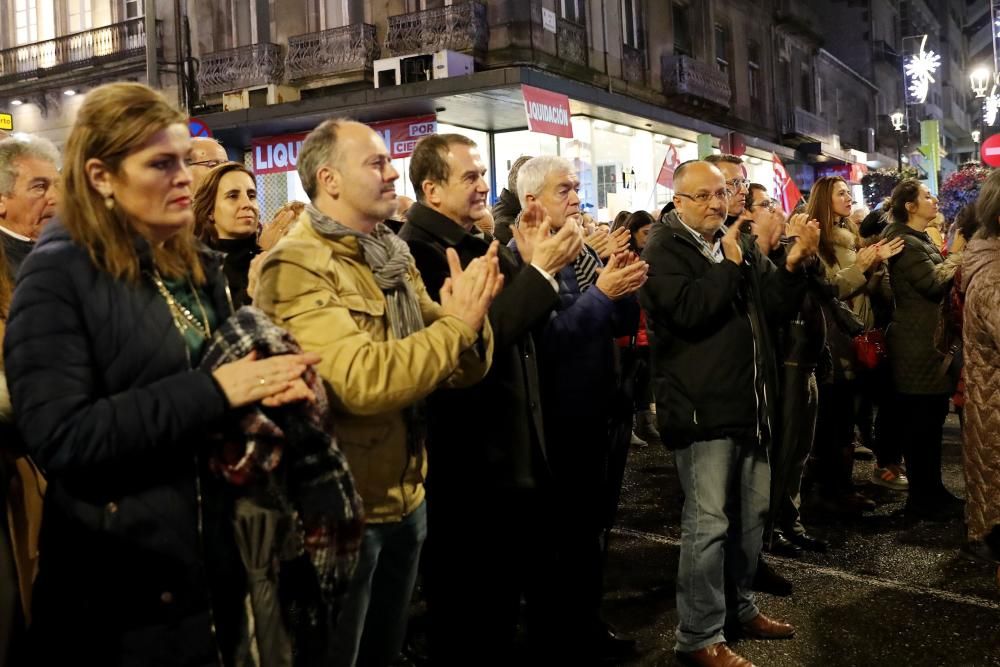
xmin=603 ymin=413 xmax=1000 ymax=666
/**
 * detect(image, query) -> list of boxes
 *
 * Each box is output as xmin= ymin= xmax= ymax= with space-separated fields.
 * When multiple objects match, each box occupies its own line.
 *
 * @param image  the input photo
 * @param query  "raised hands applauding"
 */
xmin=440 ymin=243 xmax=504 ymax=331
xmin=512 ymin=201 xmax=583 ymax=275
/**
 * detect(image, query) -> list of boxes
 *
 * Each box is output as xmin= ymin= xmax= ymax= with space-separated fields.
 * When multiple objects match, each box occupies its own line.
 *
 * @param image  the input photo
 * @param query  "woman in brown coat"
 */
xmin=960 ymin=170 xmax=1000 ymax=562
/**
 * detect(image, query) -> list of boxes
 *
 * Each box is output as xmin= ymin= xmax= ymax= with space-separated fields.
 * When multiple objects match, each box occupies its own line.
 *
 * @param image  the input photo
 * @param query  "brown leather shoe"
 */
xmin=741 ymin=612 xmax=796 ymax=639
xmin=675 ymin=643 xmax=756 ymax=667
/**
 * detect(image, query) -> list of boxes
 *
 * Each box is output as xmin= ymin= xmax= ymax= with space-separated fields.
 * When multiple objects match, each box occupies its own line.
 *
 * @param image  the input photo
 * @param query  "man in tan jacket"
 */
xmin=255 ymin=119 xmax=499 ymax=667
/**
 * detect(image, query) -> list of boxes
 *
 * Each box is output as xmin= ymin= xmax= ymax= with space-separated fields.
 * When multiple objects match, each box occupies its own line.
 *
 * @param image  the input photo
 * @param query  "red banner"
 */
xmin=521 ymin=84 xmax=573 ymax=138
xmin=657 ymin=145 xmax=681 ymax=188
xmin=251 ymin=114 xmax=438 ymax=175
xmin=772 ymin=153 xmax=802 ymax=212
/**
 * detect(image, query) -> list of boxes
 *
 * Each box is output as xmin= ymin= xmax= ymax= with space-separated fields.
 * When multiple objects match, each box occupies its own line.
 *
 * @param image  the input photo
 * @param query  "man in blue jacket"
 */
xmin=514 ymin=155 xmax=647 ymax=661
xmin=640 ymin=161 xmax=819 ymax=667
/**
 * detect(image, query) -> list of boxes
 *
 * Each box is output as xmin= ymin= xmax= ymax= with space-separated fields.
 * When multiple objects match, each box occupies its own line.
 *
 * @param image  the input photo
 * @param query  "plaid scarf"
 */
xmin=199 ymin=306 xmax=364 ymax=618
xmin=573 ymin=244 xmax=601 ymax=291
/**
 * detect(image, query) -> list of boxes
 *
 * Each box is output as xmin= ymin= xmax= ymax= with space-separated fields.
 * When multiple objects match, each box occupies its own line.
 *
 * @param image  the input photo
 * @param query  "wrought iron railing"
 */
xmin=622 ymin=44 xmax=645 ymax=84
xmin=556 ymin=17 xmax=588 ymax=67
xmin=661 ymin=54 xmax=731 ymax=109
xmin=385 ymin=1 xmax=488 ymax=56
xmin=198 ymin=42 xmax=284 ymax=96
xmin=0 ymin=18 xmax=157 ymax=85
xmin=781 ymin=107 xmax=831 ymax=142
xmin=286 ymin=23 xmax=379 ymax=81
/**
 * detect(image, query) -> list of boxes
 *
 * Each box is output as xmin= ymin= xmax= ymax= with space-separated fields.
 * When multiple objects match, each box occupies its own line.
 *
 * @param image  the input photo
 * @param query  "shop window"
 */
xmin=561 ymin=0 xmax=585 ymax=24
xmin=622 ymin=0 xmax=644 ymax=50
xmin=597 ymin=163 xmax=618 ymax=209
xmin=748 ymin=40 xmax=761 ymax=106
xmin=672 ymin=2 xmax=691 ymax=57
xmin=714 ymin=23 xmax=729 ymax=75
xmin=309 ymin=0 xmax=364 ymax=31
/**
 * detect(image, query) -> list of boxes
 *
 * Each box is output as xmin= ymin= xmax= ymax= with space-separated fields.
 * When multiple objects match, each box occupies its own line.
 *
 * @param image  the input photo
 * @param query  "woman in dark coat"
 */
xmin=193 ymin=162 xmax=261 ymax=308
xmin=883 ymin=179 xmax=963 ymax=521
xmin=3 ymin=82 xmax=318 ymax=666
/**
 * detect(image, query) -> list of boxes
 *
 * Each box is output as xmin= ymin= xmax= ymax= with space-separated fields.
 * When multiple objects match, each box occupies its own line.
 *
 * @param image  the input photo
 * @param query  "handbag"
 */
xmin=853 ymin=328 xmax=887 ymax=370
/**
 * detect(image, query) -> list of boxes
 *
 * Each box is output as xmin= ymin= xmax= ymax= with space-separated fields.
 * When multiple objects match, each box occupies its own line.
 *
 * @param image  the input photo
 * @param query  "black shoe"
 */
xmin=786 ymin=532 xmax=828 ymax=553
xmin=764 ymin=531 xmax=803 ymax=558
xmin=904 ymin=500 xmax=959 ymax=523
xmin=752 ymin=558 xmax=793 ymax=596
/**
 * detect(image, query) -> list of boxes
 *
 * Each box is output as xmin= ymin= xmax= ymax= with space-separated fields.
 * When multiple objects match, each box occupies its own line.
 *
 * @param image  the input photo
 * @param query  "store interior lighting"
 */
xmin=10 ymin=99 xmax=22 ymax=106
xmin=63 ymin=89 xmax=76 ymax=97
xmin=613 ymin=124 xmax=634 ymax=135
xmin=593 ymin=119 xmax=610 ymax=129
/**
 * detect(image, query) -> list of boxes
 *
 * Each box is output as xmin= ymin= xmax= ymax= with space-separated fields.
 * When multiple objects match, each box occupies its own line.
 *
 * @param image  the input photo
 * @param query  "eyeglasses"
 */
xmin=726 ymin=178 xmax=750 ymax=190
xmin=749 ymin=199 xmax=777 ymax=211
xmin=186 ymin=159 xmax=226 ymax=169
xmin=675 ymin=189 xmax=732 ymax=205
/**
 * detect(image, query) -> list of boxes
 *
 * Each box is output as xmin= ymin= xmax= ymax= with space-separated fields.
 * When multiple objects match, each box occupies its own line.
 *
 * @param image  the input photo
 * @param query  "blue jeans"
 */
xmin=330 ymin=501 xmax=427 ymax=667
xmin=674 ymin=438 xmax=770 ymax=652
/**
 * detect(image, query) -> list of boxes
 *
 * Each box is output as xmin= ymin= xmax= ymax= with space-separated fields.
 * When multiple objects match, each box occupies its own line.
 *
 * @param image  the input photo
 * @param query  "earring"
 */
xmin=104 ymin=195 xmax=115 ymax=210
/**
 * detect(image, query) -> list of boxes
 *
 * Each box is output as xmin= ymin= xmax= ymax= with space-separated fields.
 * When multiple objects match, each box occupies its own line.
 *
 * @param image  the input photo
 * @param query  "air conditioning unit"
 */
xmin=374 ymin=50 xmax=474 ymax=88
xmin=222 ymin=84 xmax=300 ymax=111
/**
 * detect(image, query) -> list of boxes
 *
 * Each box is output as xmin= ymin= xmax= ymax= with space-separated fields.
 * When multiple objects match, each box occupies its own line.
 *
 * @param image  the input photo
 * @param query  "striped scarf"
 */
xmin=573 ymin=244 xmax=601 ymax=292
xmin=307 ymin=204 xmax=425 ymax=340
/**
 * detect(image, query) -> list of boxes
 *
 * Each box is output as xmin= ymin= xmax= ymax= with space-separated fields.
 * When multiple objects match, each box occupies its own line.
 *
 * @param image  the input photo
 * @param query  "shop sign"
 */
xmin=521 ymin=84 xmax=573 ymax=139
xmin=542 ymin=8 xmax=557 ymax=33
xmin=815 ymin=163 xmax=869 ymax=184
xmin=981 ymin=133 xmax=1000 ymax=167
xmin=251 ymin=114 xmax=438 ymax=175
xmin=0 ymin=113 xmax=11 ymax=132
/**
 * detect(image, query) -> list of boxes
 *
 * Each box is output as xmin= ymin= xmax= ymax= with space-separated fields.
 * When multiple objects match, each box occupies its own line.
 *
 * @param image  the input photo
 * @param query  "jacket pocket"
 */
xmin=337 ymin=421 xmax=393 ymax=505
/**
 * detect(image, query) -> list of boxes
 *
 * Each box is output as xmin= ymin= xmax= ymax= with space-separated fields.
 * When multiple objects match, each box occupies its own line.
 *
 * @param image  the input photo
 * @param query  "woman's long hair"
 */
xmin=806 ymin=176 xmax=849 ymax=267
xmin=192 ymin=161 xmax=256 ymax=243
xmin=889 ymin=178 xmax=923 ymax=226
xmin=60 ymin=82 xmax=205 ymax=284
xmin=624 ymin=210 xmax=655 ymax=252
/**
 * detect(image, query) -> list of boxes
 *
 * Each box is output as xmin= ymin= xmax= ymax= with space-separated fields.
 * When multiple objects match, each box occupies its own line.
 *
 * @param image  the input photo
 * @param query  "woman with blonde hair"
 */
xmin=3 ymin=82 xmax=318 ymax=666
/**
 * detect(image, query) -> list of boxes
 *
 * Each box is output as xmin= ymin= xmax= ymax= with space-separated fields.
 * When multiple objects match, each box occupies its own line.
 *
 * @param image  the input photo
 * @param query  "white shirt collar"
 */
xmin=0 ymin=224 xmax=32 ymax=243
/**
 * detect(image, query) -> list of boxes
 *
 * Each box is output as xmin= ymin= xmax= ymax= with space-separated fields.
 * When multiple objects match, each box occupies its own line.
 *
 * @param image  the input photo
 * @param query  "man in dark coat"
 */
xmin=491 ymin=154 xmax=532 ymax=245
xmin=511 ymin=155 xmax=646 ymax=662
xmin=0 ymin=134 xmax=60 ymax=278
xmin=399 ymin=135 xmax=581 ymax=665
xmin=639 ymin=161 xmax=819 ymax=667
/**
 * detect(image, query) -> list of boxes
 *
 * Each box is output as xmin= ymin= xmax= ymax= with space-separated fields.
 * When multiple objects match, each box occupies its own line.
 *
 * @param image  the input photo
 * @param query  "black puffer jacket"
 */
xmin=639 ymin=212 xmax=807 ymax=448
xmin=4 ymin=221 xmax=245 ymax=666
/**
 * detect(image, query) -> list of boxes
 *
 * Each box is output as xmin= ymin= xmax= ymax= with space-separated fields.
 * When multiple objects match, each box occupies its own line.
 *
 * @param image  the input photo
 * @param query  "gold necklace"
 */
xmin=150 ymin=270 xmax=211 ymax=340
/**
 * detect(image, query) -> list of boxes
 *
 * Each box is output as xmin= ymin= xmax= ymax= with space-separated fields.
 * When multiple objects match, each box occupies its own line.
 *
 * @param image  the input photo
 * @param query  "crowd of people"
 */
xmin=0 ymin=82 xmax=998 ymax=667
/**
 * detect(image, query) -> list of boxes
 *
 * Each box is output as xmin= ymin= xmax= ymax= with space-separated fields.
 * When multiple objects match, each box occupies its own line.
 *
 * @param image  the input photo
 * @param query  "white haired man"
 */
xmin=0 ymin=134 xmax=60 ymax=278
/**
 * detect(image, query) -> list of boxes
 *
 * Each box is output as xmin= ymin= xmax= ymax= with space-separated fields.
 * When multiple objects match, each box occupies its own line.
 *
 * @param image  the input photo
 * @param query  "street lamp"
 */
xmin=973 ymin=130 xmax=982 ymax=162
xmin=890 ymin=111 xmax=905 ymax=174
xmin=971 ymin=67 xmax=992 ymax=98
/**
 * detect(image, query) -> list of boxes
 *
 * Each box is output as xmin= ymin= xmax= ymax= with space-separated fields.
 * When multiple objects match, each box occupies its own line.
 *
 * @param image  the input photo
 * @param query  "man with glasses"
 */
xmin=640 ymin=161 xmax=819 ymax=667
xmin=705 ymin=153 xmax=750 ymax=228
xmin=188 ymin=137 xmax=228 ymax=192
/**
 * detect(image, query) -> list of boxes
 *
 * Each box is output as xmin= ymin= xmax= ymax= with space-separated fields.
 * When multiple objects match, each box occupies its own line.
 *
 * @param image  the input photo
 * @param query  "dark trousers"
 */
xmin=861 ymin=366 xmax=904 ymax=468
xmin=424 ymin=487 xmax=553 ymax=666
xmin=813 ymin=380 xmax=857 ymax=495
xmin=772 ymin=367 xmax=819 ymax=536
xmin=896 ymin=393 xmax=950 ymax=506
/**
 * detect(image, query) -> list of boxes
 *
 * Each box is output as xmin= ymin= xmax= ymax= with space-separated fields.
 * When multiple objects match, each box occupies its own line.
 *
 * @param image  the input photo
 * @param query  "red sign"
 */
xmin=982 ymin=133 xmax=1000 ymax=167
xmin=657 ymin=145 xmax=681 ymax=188
xmin=772 ymin=153 xmax=802 ymax=212
xmin=251 ymin=114 xmax=438 ymax=175
xmin=521 ymin=84 xmax=573 ymax=138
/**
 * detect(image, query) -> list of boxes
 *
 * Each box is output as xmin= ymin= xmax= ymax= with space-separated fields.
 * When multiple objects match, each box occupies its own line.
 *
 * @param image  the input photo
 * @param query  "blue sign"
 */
xmin=189 ymin=118 xmax=211 ymax=138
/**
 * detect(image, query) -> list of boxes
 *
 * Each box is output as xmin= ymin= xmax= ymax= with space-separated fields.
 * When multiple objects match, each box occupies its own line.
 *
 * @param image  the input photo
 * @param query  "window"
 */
xmin=561 ymin=0 xmax=585 ymax=24
xmin=816 ymin=76 xmax=823 ymax=113
xmin=672 ymin=3 xmax=691 ymax=56
xmin=15 ymin=0 xmax=38 ymax=44
xmin=309 ymin=0 xmax=364 ymax=30
xmin=748 ymin=40 xmax=761 ymax=103
xmin=800 ymin=63 xmax=812 ymax=111
xmin=621 ymin=0 xmax=644 ymax=50
xmin=226 ymin=0 xmax=265 ymax=48
xmin=597 ymin=164 xmax=617 ymax=209
xmin=68 ymin=0 xmax=93 ymax=33
xmin=124 ymin=0 xmax=143 ymax=19
xmin=714 ymin=23 xmax=729 ymax=75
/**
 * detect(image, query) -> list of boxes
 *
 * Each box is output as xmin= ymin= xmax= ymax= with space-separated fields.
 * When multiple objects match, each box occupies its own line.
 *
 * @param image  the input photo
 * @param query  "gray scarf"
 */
xmin=307 ymin=204 xmax=425 ymax=340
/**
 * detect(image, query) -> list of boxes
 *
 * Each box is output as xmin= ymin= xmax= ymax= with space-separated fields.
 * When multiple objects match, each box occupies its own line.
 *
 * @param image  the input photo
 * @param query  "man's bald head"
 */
xmin=672 ymin=161 xmax=728 ymax=241
xmin=189 ymin=137 xmax=228 ymax=191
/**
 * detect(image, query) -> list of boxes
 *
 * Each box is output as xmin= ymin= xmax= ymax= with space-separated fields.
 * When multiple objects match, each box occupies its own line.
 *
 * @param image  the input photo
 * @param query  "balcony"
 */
xmin=286 ymin=23 xmax=379 ymax=83
xmin=622 ymin=44 xmax=645 ymax=85
xmin=556 ymin=18 xmax=588 ymax=68
xmin=385 ymin=1 xmax=488 ymax=57
xmin=661 ymin=54 xmax=731 ymax=110
xmin=198 ymin=42 xmax=284 ymax=97
xmin=0 ymin=18 xmax=158 ymax=86
xmin=781 ymin=106 xmax=832 ymax=143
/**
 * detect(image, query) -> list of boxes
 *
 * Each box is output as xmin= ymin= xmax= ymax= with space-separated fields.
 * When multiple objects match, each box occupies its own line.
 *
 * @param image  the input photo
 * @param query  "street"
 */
xmin=605 ymin=413 xmax=1000 ymax=667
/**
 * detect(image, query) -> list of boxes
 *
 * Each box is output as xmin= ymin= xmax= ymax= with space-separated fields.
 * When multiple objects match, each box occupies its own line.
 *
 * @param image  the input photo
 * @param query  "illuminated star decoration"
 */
xmin=904 ymin=35 xmax=941 ymax=104
xmin=985 ymin=85 xmax=1000 ymax=126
